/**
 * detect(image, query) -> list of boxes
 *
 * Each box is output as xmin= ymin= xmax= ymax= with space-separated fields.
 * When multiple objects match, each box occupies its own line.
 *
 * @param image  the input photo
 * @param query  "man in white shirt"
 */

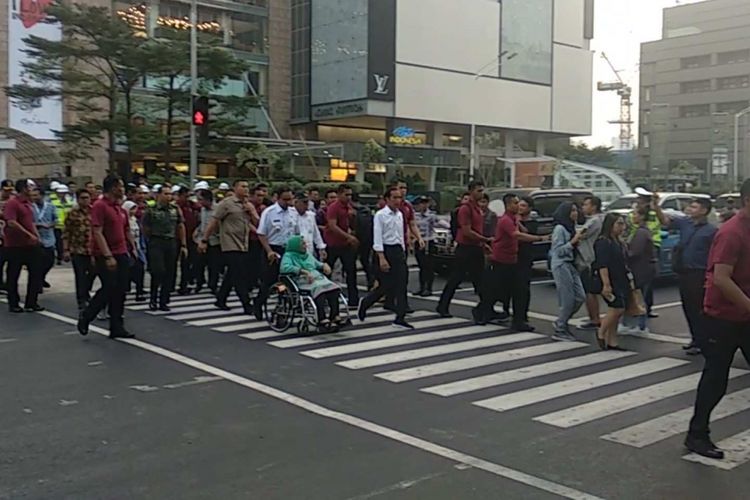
xmin=255 ymin=186 xmax=296 ymax=319
xmin=357 ymin=187 xmax=413 ymax=329
xmin=291 ymin=191 xmax=326 ymax=260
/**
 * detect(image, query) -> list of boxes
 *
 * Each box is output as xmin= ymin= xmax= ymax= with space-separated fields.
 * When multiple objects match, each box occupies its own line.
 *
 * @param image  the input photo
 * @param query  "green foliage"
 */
xmin=550 ymin=142 xmax=616 ymax=167
xmin=361 ymin=139 xmax=386 ymax=164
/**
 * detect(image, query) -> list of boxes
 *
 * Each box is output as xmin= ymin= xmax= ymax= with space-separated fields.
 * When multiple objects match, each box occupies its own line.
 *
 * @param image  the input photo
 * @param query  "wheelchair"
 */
xmin=266 ymin=274 xmax=351 ymax=334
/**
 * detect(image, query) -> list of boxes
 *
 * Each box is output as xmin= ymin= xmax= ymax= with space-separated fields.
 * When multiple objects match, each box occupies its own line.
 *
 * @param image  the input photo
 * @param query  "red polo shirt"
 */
xmin=492 ymin=213 xmax=519 ymax=264
xmin=324 ymin=199 xmax=353 ymax=248
xmin=703 ymin=211 xmax=750 ymax=322
xmin=2 ymin=196 xmax=37 ymax=247
xmin=400 ymin=200 xmax=415 ymax=241
xmin=455 ymin=201 xmax=484 ymax=247
xmin=89 ymin=196 xmax=129 ymax=257
xmin=177 ymin=198 xmax=199 ymax=236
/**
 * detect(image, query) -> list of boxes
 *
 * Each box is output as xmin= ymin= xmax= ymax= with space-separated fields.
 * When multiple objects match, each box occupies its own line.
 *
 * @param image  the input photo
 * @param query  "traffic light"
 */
xmin=192 ymin=96 xmax=209 ymax=127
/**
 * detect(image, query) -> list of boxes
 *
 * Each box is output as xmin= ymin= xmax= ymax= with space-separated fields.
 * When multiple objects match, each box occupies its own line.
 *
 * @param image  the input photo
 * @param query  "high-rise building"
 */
xmin=289 ymin=0 xmax=595 ymax=188
xmin=639 ymin=0 xmax=750 ymax=185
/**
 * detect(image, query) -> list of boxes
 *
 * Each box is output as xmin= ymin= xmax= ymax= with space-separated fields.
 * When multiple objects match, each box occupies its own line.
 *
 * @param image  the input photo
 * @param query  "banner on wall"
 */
xmin=8 ymin=0 xmax=62 ymax=140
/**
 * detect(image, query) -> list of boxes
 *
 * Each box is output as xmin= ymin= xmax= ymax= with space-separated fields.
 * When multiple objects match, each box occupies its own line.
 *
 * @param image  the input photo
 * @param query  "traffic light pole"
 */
xmin=189 ymin=0 xmax=198 ymax=186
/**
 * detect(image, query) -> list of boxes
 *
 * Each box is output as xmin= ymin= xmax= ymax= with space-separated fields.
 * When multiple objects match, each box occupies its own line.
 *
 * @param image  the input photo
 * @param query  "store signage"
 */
xmin=388 ymin=126 xmax=424 ymax=145
xmin=312 ymin=100 xmax=367 ymax=120
xmin=372 ymin=74 xmax=390 ymax=95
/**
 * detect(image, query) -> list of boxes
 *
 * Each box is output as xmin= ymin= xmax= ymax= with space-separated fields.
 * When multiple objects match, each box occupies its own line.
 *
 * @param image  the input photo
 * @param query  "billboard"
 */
xmin=8 ymin=0 xmax=62 ymax=140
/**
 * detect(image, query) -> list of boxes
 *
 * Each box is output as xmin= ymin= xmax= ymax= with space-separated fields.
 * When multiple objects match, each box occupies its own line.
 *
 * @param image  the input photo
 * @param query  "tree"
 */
xmin=7 ymin=2 xmax=152 ymax=169
xmin=236 ymin=143 xmax=279 ymax=180
xmin=551 ymin=142 xmax=616 ymax=167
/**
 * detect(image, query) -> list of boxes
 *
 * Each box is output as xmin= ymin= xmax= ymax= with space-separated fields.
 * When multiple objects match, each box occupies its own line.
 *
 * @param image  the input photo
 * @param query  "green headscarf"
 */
xmin=286 ymin=235 xmax=305 ymax=254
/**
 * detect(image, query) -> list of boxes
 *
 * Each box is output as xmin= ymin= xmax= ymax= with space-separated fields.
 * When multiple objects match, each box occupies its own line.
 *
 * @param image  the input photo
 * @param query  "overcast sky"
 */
xmin=578 ymin=0 xmax=705 ymax=148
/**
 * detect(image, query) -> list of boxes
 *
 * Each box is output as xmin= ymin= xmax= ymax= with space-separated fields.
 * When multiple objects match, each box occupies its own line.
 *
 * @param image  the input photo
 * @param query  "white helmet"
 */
xmin=194 ymin=180 xmax=210 ymax=191
xmin=218 ymin=182 xmax=230 ymax=190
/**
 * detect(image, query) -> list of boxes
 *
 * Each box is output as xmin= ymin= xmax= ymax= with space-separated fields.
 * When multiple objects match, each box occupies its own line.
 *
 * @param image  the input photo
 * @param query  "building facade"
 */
xmin=639 ymin=0 xmax=750 ymax=185
xmin=289 ymin=0 xmax=595 ymax=189
xmin=0 ymin=0 xmax=291 ymax=181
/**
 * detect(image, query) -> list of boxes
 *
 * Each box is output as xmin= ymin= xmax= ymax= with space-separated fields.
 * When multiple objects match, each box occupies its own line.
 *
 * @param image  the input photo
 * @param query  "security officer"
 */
xmin=142 ymin=185 xmax=187 ymax=312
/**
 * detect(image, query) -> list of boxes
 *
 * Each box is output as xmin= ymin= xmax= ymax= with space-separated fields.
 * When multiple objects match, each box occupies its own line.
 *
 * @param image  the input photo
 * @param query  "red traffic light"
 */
xmin=192 ymin=96 xmax=209 ymax=127
xmin=193 ymin=110 xmax=205 ymax=126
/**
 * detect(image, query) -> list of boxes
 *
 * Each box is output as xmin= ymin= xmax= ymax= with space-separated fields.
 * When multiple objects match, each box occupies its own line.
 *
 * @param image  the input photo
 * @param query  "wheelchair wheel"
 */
xmin=267 ymin=285 xmax=295 ymax=332
xmin=297 ymin=320 xmax=311 ymax=335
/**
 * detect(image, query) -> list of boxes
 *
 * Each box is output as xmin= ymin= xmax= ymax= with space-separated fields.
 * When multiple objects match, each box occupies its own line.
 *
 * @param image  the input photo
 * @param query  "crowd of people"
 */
xmin=2 ymin=173 xmax=750 ymax=460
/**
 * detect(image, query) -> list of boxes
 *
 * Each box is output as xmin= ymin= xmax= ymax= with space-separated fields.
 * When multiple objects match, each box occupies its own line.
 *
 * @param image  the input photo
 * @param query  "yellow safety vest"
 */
xmin=628 ymin=210 xmax=662 ymax=248
xmin=50 ymin=196 xmax=74 ymax=230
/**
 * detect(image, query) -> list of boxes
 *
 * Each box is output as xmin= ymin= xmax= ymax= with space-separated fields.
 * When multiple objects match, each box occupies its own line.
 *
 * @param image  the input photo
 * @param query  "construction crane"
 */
xmin=597 ymin=52 xmax=634 ymax=151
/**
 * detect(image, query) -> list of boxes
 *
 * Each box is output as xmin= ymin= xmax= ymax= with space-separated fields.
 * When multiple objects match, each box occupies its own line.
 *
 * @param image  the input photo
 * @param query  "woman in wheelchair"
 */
xmin=280 ymin=236 xmax=343 ymax=332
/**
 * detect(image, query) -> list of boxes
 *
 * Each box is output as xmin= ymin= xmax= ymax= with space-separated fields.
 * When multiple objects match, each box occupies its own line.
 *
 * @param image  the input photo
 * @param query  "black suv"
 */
xmin=431 ymin=188 xmax=594 ymax=273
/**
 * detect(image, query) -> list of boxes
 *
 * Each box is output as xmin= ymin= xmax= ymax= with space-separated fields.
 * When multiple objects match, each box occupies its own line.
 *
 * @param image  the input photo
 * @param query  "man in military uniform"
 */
xmin=142 ymin=185 xmax=187 ymax=311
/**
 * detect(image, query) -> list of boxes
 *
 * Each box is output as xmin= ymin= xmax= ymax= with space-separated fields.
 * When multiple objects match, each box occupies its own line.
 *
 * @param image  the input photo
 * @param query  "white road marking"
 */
xmin=124 ymin=292 xmax=215 ymax=307
xmin=337 ymin=333 xmax=542 ymax=370
xmin=0 ymin=338 xmax=18 ymax=344
xmin=148 ymin=301 xmax=241 ymax=316
xmin=162 ymin=375 xmax=222 ymax=389
xmin=601 ymin=387 xmax=750 ymax=448
xmin=376 ymin=342 xmax=587 ymax=383
xmin=128 ymin=297 xmax=217 ymax=310
xmin=238 ymin=309 xmax=393 ymax=340
xmin=473 ymin=358 xmax=689 ymax=413
xmin=268 ymin=312 xmax=440 ymax=348
xmin=167 ymin=309 xmax=245 ymax=321
xmin=652 ymin=301 xmax=683 ymax=311
xmin=37 ymin=308 xmax=603 ymax=500
xmin=535 ymin=369 xmax=749 ymax=428
xmin=300 ymin=324 xmax=503 ymax=359
xmin=683 ymin=429 xmax=750 ymax=470
xmin=421 ymin=350 xmax=635 ymax=397
xmin=188 ymin=314 xmax=253 ymax=327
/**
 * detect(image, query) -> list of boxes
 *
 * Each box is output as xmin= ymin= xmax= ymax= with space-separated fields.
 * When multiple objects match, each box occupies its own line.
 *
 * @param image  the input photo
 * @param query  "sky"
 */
xmin=578 ymin=0 xmax=705 ymax=148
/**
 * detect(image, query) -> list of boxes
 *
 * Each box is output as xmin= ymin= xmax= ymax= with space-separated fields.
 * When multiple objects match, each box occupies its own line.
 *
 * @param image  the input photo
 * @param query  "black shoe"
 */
xmin=436 ymin=307 xmax=452 ymax=318
xmin=357 ymin=298 xmax=367 ymax=322
xmin=489 ymin=311 xmax=510 ymax=323
xmin=405 ymin=306 xmax=415 ymax=314
xmin=195 ymin=285 xmax=204 ymax=294
xmin=148 ymin=302 xmax=158 ymax=312
xmin=685 ymin=346 xmax=702 ymax=356
xmin=471 ymin=307 xmax=487 ymax=326
xmin=214 ymin=301 xmax=231 ymax=312
xmin=24 ymin=305 xmax=45 ymax=313
xmin=77 ymin=311 xmax=89 ymax=336
xmin=43 ymin=281 xmax=51 ymax=289
xmin=512 ymin=322 xmax=536 ymax=332
xmin=253 ymin=301 xmax=263 ymax=321
xmin=135 ymin=294 xmax=145 ymax=302
xmin=412 ymin=289 xmax=425 ymax=297
xmin=392 ymin=319 xmax=415 ymax=330
xmin=158 ymin=304 xmax=171 ymax=312
xmin=685 ymin=435 xmax=724 ymax=460
xmin=418 ymin=290 xmax=432 ymax=297
xmin=648 ymin=312 xmax=659 ymax=319
xmin=110 ymin=329 xmax=135 ymax=339
xmin=9 ymin=306 xmax=24 ymax=313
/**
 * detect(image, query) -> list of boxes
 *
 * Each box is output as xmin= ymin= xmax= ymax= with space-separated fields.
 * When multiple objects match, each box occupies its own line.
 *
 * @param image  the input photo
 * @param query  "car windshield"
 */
xmin=607 ymin=196 xmax=637 ymax=210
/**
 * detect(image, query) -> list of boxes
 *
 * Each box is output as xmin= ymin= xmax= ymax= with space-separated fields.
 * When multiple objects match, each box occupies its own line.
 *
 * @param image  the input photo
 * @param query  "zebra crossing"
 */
xmin=124 ymin=291 xmax=750 ymax=471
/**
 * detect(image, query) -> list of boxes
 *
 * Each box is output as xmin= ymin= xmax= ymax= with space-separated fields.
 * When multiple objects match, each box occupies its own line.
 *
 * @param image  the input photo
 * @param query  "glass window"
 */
xmin=718 ymin=75 xmax=750 ymax=90
xmin=716 ymin=101 xmax=750 ymax=114
xmin=311 ymin=0 xmax=368 ymax=105
xmin=680 ymin=55 xmax=711 ymax=69
xmin=231 ymin=12 xmax=267 ymax=54
xmin=718 ymin=50 xmax=750 ymax=65
xmin=661 ymin=199 xmax=679 ymax=210
xmin=643 ymin=110 xmax=650 ymax=125
xmin=500 ymin=0 xmax=553 ymax=85
xmin=643 ymin=86 xmax=653 ymax=102
xmin=642 ymin=133 xmax=650 ymax=148
xmin=680 ymin=80 xmax=711 ymax=93
xmin=679 ymin=104 xmax=710 ymax=118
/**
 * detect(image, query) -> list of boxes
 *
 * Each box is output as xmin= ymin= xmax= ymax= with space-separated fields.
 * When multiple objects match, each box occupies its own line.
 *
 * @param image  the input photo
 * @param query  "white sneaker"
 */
xmin=637 ymin=327 xmax=651 ymax=335
xmin=617 ymin=324 xmax=638 ymax=335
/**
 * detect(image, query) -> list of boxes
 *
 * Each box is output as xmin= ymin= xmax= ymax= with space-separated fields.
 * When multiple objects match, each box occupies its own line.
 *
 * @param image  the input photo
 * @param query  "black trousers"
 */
xmin=678 ymin=270 xmax=707 ymax=346
xmin=71 ymin=253 xmax=95 ymax=308
xmin=148 ymin=237 xmax=177 ymax=306
xmin=196 ymin=244 xmax=222 ymax=292
xmin=437 ymin=244 xmax=484 ymax=313
xmin=475 ymin=261 xmax=524 ymax=324
xmin=5 ymin=245 xmax=43 ymax=309
xmin=689 ymin=317 xmax=750 ymax=438
xmin=315 ymin=290 xmax=340 ymax=322
xmin=53 ymin=228 xmax=64 ymax=263
xmin=358 ymin=240 xmax=375 ymax=289
xmin=83 ymin=254 xmax=129 ymax=334
xmin=40 ymin=246 xmax=55 ymax=287
xmin=362 ymin=245 xmax=408 ymax=321
xmin=0 ymin=246 xmax=6 ymax=287
xmin=217 ymin=250 xmax=251 ymax=310
xmin=179 ymin=240 xmax=198 ymax=291
xmin=415 ymin=242 xmax=435 ymax=292
xmin=515 ymin=259 xmax=533 ymax=322
xmin=256 ymin=245 xmax=285 ymax=307
xmin=248 ymin=239 xmax=263 ymax=289
xmin=327 ymin=245 xmax=359 ymax=305
xmin=130 ymin=259 xmax=145 ymax=295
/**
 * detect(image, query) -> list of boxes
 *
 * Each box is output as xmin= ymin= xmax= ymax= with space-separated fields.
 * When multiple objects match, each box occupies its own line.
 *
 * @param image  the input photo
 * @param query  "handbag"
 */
xmin=626 ymin=289 xmax=647 ymax=317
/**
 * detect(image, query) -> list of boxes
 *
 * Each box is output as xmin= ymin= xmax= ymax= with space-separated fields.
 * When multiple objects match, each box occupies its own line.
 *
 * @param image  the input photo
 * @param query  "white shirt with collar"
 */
xmin=291 ymin=208 xmax=326 ymax=256
xmin=257 ymin=202 xmax=296 ymax=247
xmin=373 ymin=205 xmax=405 ymax=252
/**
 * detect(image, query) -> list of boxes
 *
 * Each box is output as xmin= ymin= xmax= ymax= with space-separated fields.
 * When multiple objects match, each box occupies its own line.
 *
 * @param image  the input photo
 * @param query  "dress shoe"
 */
xmin=110 ymin=329 xmax=135 ymax=339
xmin=43 ymin=281 xmax=51 ymax=289
xmin=178 ymin=288 xmax=190 ymax=296
xmin=134 ymin=294 xmax=146 ymax=302
xmin=685 ymin=435 xmax=724 ymax=459
xmin=436 ymin=307 xmax=452 ymax=318
xmin=215 ymin=302 xmax=231 ymax=312
xmin=647 ymin=312 xmax=659 ymax=319
xmin=392 ymin=319 xmax=415 ymax=330
xmin=471 ymin=307 xmax=487 ymax=326
xmin=512 ymin=322 xmax=536 ymax=332
xmin=253 ymin=301 xmax=263 ymax=321
xmin=77 ymin=311 xmax=89 ymax=336
xmin=24 ymin=305 xmax=45 ymax=313
xmin=148 ymin=302 xmax=158 ymax=312
xmin=158 ymin=304 xmax=171 ymax=312
xmin=357 ymin=298 xmax=367 ymax=322
xmin=419 ymin=290 xmax=432 ymax=297
xmin=9 ymin=306 xmax=24 ymax=313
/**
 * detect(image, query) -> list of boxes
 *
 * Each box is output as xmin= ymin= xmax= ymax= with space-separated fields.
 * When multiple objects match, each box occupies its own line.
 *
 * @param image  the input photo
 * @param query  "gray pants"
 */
xmin=552 ymin=263 xmax=585 ymax=333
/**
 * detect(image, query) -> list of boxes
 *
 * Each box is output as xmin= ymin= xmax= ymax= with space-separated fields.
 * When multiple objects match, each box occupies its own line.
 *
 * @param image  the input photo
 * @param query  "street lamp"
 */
xmin=733 ymin=105 xmax=750 ymax=186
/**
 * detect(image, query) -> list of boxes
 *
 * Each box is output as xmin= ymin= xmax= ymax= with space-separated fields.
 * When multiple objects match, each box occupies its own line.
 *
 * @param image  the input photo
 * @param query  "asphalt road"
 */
xmin=2 ymin=264 xmax=749 ymax=500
